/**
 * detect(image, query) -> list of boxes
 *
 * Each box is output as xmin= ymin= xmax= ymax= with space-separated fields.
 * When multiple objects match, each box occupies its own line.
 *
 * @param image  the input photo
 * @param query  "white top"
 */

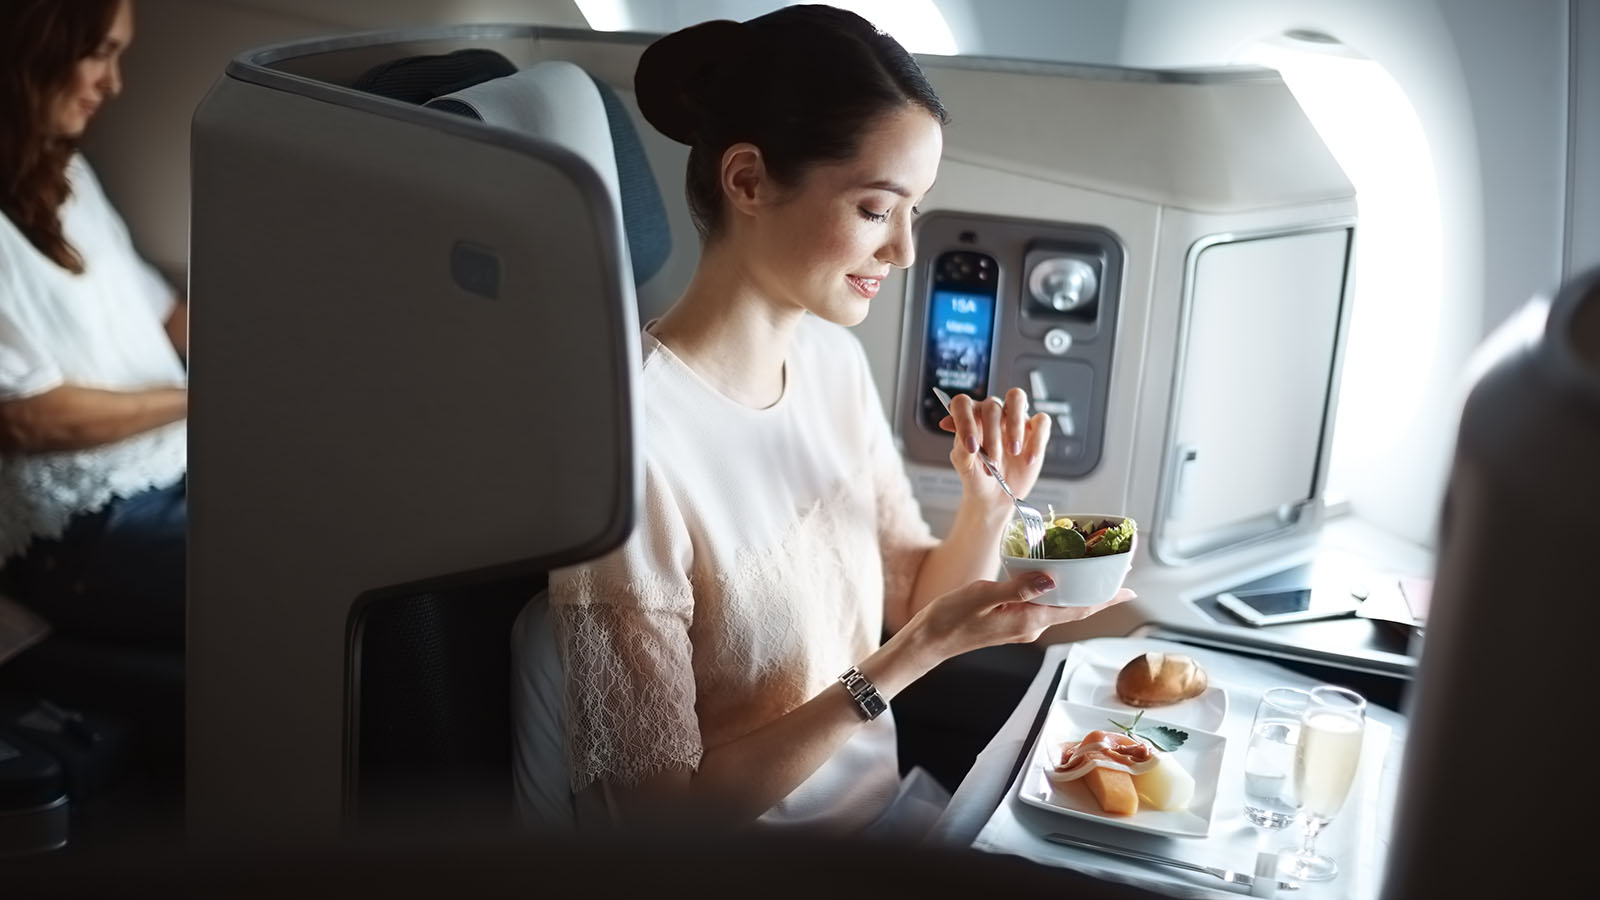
xmin=513 ymin=315 xmax=939 ymax=832
xmin=0 ymin=155 xmax=187 ymax=563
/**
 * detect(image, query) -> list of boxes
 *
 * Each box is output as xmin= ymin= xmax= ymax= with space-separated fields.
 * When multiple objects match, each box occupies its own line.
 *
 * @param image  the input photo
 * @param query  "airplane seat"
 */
xmin=425 ymin=61 xmax=672 ymax=287
xmin=1381 ymin=264 xmax=1600 ymax=899
xmin=506 ymin=587 xmax=568 ymax=827
xmin=343 ymin=59 xmax=669 ymax=833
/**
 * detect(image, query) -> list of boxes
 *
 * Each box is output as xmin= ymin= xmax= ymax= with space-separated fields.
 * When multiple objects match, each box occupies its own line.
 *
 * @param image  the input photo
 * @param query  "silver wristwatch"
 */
xmin=838 ymin=665 xmax=888 ymax=721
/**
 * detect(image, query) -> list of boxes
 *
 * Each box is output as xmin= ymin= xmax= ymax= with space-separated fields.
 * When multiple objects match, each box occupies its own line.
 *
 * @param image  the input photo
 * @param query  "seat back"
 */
xmin=189 ymin=31 xmax=643 ymax=843
xmin=1381 ymin=266 xmax=1600 ymax=899
xmin=343 ymin=60 xmax=669 ymax=835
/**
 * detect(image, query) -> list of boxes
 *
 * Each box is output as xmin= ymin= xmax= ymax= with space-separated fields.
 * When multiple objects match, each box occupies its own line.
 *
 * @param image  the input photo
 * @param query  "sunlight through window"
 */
xmin=1236 ymin=35 xmax=1443 ymax=506
xmin=575 ymin=0 xmax=630 ymax=31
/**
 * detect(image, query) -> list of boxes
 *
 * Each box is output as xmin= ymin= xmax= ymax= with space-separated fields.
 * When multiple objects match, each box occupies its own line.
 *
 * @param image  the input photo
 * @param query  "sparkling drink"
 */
xmin=1279 ymin=685 xmax=1367 ymax=883
xmin=1294 ymin=711 xmax=1363 ymax=817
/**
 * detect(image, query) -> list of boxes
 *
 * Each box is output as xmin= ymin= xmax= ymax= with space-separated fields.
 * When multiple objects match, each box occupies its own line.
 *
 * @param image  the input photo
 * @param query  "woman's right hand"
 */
xmin=897 ymin=571 xmax=1135 ymax=667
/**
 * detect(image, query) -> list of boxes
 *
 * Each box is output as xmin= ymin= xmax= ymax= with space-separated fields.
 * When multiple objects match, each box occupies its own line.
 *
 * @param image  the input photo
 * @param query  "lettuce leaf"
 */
xmin=1087 ymin=518 xmax=1136 ymax=556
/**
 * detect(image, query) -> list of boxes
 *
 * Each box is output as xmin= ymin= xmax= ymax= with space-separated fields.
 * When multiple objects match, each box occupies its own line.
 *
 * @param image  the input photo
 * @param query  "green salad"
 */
xmin=1002 ymin=512 xmax=1136 ymax=560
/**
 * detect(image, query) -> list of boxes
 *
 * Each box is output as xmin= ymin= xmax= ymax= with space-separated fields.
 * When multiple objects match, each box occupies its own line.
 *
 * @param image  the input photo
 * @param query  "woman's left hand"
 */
xmin=938 ymin=387 xmax=1052 ymax=509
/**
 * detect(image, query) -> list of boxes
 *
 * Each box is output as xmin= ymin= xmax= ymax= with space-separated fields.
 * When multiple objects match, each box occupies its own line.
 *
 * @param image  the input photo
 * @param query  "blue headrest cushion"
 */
xmin=587 ymin=77 xmax=671 ymax=286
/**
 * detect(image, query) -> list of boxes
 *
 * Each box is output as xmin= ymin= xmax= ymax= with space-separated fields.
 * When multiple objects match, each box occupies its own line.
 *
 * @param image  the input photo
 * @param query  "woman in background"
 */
xmin=514 ymin=4 xmax=1132 ymax=839
xmin=0 ymin=0 xmax=188 ymax=651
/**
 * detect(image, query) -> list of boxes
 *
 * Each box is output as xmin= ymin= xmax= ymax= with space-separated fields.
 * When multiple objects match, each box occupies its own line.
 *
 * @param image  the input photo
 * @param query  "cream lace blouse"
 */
xmin=546 ymin=315 xmax=937 ymax=830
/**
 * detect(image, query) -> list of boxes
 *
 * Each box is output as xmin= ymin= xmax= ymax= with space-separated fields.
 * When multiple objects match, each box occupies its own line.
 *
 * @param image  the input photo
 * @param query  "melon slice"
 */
xmin=1083 ymin=765 xmax=1139 ymax=815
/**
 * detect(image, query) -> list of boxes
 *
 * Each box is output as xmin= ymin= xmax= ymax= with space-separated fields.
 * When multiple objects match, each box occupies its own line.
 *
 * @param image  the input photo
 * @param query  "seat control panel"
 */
xmin=895 ymin=211 xmax=1123 ymax=480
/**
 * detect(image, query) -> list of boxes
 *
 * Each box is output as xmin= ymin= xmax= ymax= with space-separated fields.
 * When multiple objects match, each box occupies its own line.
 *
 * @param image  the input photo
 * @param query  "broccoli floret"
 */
xmin=1086 ymin=518 xmax=1137 ymax=556
xmin=1043 ymin=525 xmax=1088 ymax=559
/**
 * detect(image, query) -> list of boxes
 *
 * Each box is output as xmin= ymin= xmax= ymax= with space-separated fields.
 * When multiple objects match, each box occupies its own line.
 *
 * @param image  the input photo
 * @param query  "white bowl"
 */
xmin=999 ymin=515 xmax=1136 ymax=608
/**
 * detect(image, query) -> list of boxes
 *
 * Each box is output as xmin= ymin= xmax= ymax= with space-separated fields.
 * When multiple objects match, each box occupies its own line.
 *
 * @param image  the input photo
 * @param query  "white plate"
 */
xmin=1017 ymin=701 xmax=1227 ymax=838
xmin=1063 ymin=658 xmax=1229 ymax=732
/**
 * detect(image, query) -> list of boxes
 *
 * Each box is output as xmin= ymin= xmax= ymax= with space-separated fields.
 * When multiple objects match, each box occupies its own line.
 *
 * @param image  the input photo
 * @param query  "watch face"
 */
xmin=839 ymin=667 xmax=887 ymax=720
xmin=861 ymin=691 xmax=888 ymax=720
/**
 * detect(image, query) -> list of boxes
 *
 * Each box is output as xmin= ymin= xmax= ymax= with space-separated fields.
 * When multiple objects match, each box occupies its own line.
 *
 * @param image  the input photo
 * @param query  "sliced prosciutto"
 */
xmin=1048 ymin=729 xmax=1157 ymax=784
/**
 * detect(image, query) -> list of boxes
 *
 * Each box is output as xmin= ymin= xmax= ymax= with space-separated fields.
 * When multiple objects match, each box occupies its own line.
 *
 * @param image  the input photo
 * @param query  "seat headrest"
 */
xmin=425 ymin=62 xmax=671 ymax=287
xmin=427 ymin=61 xmax=623 ymax=226
xmin=351 ymin=48 xmax=517 ymax=105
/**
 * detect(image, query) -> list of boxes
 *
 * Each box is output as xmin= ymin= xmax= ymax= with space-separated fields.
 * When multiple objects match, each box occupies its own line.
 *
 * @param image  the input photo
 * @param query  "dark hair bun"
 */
xmin=634 ymin=19 xmax=749 ymax=146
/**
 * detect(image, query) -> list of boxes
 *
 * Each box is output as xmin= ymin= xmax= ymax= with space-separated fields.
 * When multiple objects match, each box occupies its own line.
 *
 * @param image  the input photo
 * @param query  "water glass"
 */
xmin=1242 ymin=687 xmax=1310 ymax=828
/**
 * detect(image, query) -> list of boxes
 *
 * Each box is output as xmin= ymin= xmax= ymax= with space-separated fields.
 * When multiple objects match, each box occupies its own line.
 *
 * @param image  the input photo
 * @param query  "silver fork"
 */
xmin=1044 ymin=833 xmax=1302 ymax=892
xmin=930 ymin=387 xmax=1047 ymax=559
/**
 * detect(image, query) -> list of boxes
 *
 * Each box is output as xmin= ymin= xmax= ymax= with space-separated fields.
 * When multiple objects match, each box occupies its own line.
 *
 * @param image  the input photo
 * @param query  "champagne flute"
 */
xmin=1281 ymin=685 xmax=1366 ymax=882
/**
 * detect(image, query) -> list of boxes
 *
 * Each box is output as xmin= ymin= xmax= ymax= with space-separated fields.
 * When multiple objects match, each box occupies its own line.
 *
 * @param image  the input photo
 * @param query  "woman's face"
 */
xmin=50 ymin=0 xmax=133 ymax=138
xmin=743 ymin=106 xmax=943 ymax=327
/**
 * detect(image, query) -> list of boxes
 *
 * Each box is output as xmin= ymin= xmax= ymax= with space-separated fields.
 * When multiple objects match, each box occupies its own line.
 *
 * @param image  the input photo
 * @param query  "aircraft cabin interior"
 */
xmin=1 ymin=1 xmax=1596 ymax=897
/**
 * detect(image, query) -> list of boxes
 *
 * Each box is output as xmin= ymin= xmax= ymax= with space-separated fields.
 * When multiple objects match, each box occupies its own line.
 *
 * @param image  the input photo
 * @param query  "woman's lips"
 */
xmin=846 ymin=275 xmax=882 ymax=298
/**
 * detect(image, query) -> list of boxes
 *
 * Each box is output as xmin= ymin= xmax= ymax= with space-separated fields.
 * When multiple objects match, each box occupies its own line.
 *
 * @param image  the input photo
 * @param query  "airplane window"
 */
xmin=1235 ymin=34 xmax=1443 ymax=508
xmin=575 ymin=0 xmax=630 ymax=31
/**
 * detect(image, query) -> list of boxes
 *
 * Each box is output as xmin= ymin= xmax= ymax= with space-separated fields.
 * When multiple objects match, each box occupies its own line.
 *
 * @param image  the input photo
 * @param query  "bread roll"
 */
xmin=1115 ymin=652 xmax=1208 ymax=707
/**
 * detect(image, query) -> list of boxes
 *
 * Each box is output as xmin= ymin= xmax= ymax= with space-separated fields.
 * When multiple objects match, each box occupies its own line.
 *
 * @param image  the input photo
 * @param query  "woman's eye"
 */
xmin=858 ymin=208 xmax=889 ymax=223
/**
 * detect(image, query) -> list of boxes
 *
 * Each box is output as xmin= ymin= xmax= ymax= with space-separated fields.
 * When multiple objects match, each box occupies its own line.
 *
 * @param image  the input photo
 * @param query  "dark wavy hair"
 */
xmin=635 ymin=4 xmax=948 ymax=242
xmin=0 ymin=0 xmax=123 ymax=274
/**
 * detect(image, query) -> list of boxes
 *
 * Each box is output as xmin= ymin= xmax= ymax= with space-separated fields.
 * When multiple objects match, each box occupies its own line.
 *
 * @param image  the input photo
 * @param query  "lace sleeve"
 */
xmin=550 ymin=464 xmax=701 ymax=793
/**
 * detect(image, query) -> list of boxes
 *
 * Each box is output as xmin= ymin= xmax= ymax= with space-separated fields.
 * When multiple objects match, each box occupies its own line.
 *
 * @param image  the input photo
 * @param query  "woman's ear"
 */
xmin=719 ymin=142 xmax=768 ymax=220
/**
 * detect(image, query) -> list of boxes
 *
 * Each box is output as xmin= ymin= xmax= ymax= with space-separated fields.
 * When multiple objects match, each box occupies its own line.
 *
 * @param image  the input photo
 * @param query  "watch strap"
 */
xmin=838 ymin=665 xmax=888 ymax=721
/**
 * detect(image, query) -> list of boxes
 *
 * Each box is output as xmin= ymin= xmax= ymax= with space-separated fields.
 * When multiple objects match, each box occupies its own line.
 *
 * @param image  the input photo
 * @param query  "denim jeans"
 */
xmin=0 ymin=476 xmax=186 ymax=651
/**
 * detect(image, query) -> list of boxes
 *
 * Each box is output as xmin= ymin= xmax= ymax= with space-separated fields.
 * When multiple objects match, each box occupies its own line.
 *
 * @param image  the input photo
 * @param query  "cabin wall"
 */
xmin=951 ymin=0 xmax=1128 ymax=65
xmin=1111 ymin=0 xmax=1571 ymax=549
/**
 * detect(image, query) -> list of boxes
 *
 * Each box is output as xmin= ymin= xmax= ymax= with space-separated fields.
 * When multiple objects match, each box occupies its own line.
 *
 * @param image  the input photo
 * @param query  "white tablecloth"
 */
xmin=927 ymin=636 xmax=1406 ymax=899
